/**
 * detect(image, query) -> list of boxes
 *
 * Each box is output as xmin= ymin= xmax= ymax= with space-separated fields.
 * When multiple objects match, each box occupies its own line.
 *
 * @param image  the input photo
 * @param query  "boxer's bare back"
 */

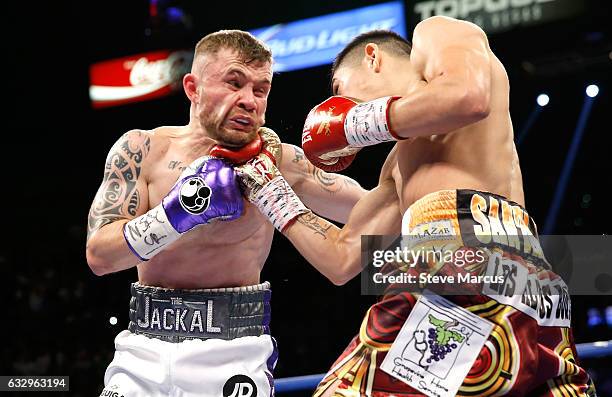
xmin=288 ymin=19 xmax=529 ymax=397
xmin=282 ymin=17 xmax=525 ymax=286
xmin=385 ymin=57 xmax=523 ymax=211
xmin=334 ymin=16 xmax=524 ymax=213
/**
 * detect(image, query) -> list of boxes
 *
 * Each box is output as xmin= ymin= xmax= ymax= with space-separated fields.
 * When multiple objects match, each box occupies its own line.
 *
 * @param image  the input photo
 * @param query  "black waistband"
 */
xmin=128 ymin=282 xmax=271 ymax=342
xmin=455 ymin=189 xmax=548 ymax=267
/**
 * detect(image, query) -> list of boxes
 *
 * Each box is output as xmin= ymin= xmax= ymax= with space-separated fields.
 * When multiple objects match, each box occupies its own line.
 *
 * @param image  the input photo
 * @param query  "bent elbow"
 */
xmin=458 ymin=88 xmax=490 ymax=122
xmin=86 ymin=244 xmax=110 ymax=276
xmin=329 ymin=273 xmax=351 ymax=286
xmin=328 ymin=254 xmax=358 ymax=286
xmin=87 ymin=256 xmax=109 ymax=277
xmin=467 ymin=95 xmax=491 ymax=120
xmin=90 ymin=265 xmax=108 ymax=277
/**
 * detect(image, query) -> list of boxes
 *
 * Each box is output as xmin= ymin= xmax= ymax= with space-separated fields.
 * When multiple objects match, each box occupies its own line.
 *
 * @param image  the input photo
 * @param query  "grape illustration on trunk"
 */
xmin=418 ymin=314 xmax=465 ymax=368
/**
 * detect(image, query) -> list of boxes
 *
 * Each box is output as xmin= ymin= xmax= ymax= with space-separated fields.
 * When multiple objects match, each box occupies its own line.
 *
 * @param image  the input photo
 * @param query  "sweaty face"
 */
xmin=195 ymin=49 xmax=272 ymax=147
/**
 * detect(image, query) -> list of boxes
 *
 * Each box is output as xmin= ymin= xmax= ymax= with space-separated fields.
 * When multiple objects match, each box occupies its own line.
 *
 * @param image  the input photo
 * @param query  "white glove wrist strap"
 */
xmin=345 ymin=96 xmax=396 ymax=147
xmin=254 ymin=177 xmax=310 ymax=232
xmin=123 ymin=204 xmax=182 ymax=261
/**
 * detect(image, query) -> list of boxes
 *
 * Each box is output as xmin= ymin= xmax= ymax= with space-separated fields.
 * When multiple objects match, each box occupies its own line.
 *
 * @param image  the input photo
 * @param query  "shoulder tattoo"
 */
xmin=87 ymin=131 xmax=151 ymax=240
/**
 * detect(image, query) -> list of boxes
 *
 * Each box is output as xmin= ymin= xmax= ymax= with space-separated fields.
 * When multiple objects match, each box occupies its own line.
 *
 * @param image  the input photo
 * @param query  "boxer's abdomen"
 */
xmin=137 ymin=212 xmax=274 ymax=289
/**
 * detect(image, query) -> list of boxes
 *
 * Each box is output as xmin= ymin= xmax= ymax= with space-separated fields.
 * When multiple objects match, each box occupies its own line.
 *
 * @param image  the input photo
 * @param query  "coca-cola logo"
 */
xmin=89 ymin=49 xmax=195 ymax=108
xmin=127 ymin=51 xmax=193 ymax=87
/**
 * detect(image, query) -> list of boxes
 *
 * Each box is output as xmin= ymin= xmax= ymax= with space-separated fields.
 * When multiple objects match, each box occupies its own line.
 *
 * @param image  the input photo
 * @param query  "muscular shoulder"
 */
xmin=117 ymin=126 xmax=184 ymax=163
xmin=105 ymin=128 xmax=165 ymax=183
xmin=414 ymin=16 xmax=487 ymax=43
xmin=411 ymin=16 xmax=490 ymax=79
xmin=108 ymin=129 xmax=152 ymax=163
xmin=146 ymin=125 xmax=182 ymax=152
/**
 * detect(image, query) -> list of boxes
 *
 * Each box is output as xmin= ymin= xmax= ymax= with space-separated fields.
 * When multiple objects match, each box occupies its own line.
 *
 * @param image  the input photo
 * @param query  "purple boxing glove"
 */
xmin=163 ymin=156 xmax=243 ymax=232
xmin=123 ymin=156 xmax=243 ymax=260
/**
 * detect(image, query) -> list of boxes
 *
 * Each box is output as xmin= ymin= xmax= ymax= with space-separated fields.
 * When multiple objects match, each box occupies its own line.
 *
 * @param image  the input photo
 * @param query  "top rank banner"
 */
xmin=409 ymin=0 xmax=585 ymax=34
xmin=250 ymin=1 xmax=407 ymax=72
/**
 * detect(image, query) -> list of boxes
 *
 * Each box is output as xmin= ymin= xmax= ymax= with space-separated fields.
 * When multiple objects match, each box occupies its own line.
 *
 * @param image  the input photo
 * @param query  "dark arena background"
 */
xmin=5 ymin=0 xmax=612 ymax=395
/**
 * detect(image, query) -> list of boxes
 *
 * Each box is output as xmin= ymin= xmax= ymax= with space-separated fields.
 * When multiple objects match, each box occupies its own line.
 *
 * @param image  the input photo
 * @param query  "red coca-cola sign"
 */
xmin=89 ymin=49 xmax=193 ymax=108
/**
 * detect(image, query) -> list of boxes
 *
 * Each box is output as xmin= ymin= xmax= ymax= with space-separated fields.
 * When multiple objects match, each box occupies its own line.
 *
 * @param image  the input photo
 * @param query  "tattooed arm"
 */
xmin=85 ymin=130 xmax=151 ymax=275
xmin=280 ymin=144 xmax=367 ymax=224
xmin=284 ymin=179 xmax=401 ymax=285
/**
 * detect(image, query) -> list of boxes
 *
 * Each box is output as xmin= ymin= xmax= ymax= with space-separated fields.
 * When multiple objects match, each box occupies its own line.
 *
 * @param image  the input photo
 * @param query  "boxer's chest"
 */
xmin=147 ymin=154 xmax=203 ymax=207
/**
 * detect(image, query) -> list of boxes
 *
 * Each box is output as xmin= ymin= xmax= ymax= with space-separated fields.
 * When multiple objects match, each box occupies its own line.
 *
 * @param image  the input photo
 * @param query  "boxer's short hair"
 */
xmin=332 ymin=30 xmax=412 ymax=75
xmin=195 ymin=30 xmax=272 ymax=64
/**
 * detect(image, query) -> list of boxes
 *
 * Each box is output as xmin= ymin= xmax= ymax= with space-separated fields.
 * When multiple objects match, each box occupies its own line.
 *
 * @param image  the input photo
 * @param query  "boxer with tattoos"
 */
xmin=86 ymin=30 xmax=365 ymax=397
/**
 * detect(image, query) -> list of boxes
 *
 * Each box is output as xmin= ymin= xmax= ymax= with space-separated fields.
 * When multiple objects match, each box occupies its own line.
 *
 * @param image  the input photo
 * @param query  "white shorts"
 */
xmin=101 ymin=330 xmax=277 ymax=397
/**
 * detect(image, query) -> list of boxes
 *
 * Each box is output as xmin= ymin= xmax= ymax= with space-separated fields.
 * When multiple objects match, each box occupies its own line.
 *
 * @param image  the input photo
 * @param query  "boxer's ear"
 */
xmin=183 ymin=73 xmax=198 ymax=103
xmin=364 ymin=43 xmax=381 ymax=72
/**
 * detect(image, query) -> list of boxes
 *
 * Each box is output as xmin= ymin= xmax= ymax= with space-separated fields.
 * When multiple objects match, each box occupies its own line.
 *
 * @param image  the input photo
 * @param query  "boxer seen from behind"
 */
xmin=86 ymin=30 xmax=366 ymax=397
xmin=235 ymin=17 xmax=596 ymax=397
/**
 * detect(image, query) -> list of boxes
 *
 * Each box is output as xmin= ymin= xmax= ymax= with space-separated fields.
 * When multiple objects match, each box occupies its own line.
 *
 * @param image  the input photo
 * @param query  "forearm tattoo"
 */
xmin=343 ymin=178 xmax=361 ymax=188
xmin=312 ymin=167 xmax=342 ymax=194
xmin=87 ymin=132 xmax=151 ymax=240
xmin=292 ymin=147 xmax=305 ymax=163
xmin=296 ymin=212 xmax=332 ymax=239
xmin=293 ymin=146 xmax=346 ymax=194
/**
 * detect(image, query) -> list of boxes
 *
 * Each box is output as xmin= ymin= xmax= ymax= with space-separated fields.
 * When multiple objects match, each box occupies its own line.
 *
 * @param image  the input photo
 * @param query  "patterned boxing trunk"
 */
xmin=315 ymin=190 xmax=596 ymax=397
